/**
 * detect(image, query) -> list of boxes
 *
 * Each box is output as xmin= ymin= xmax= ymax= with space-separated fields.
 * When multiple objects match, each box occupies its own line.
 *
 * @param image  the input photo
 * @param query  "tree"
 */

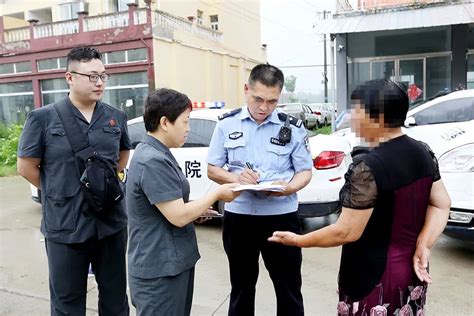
xmin=284 ymin=75 xmax=297 ymax=93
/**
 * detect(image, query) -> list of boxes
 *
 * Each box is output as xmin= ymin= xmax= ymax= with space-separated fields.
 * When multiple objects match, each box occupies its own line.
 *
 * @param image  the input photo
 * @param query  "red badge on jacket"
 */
xmin=109 ymin=119 xmax=116 ymax=127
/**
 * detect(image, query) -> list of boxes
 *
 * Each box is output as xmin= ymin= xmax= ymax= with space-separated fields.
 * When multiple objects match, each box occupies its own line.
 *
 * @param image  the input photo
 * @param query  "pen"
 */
xmin=246 ymin=162 xmax=256 ymax=173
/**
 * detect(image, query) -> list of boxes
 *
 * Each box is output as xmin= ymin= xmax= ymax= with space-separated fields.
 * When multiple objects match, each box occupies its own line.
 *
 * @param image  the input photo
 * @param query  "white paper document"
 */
xmin=231 ymin=181 xmax=285 ymax=192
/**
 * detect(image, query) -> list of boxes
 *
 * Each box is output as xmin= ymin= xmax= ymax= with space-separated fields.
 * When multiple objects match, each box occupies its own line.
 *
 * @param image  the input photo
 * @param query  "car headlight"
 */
xmin=438 ymin=143 xmax=474 ymax=173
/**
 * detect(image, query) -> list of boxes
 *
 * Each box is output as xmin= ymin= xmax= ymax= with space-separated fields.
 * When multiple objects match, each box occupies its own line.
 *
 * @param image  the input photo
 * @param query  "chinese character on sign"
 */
xmin=185 ymin=160 xmax=202 ymax=178
xmin=408 ymin=84 xmax=422 ymax=102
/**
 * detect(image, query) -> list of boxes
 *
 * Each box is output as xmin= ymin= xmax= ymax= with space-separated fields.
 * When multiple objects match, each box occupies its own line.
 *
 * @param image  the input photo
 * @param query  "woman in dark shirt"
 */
xmin=269 ymin=79 xmax=451 ymax=315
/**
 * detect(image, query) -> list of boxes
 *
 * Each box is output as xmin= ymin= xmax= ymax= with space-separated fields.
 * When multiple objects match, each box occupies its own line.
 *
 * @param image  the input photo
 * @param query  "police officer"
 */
xmin=17 ymin=47 xmax=130 ymax=315
xmin=207 ymin=64 xmax=312 ymax=316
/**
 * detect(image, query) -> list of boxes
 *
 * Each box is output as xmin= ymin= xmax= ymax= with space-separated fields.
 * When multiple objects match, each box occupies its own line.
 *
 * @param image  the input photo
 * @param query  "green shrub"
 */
xmin=0 ymin=124 xmax=23 ymax=172
xmin=0 ymin=123 xmax=9 ymax=140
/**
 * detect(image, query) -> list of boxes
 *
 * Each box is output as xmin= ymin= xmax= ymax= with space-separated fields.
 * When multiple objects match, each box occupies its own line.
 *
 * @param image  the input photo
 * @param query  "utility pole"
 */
xmin=323 ymin=10 xmax=329 ymax=103
xmin=317 ymin=10 xmax=330 ymax=103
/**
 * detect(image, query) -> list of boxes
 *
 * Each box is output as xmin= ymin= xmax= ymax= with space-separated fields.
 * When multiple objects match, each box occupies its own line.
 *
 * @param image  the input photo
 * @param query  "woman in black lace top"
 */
xmin=269 ymin=79 xmax=451 ymax=316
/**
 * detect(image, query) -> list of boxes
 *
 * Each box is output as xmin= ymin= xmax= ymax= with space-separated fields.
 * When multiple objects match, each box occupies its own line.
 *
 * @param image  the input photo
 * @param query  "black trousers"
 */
xmin=223 ymin=212 xmax=304 ymax=316
xmin=45 ymin=229 xmax=129 ymax=316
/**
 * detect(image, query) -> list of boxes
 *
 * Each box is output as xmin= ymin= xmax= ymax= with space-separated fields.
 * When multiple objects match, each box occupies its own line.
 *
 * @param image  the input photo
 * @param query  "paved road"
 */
xmin=1 ymin=176 xmax=473 ymax=315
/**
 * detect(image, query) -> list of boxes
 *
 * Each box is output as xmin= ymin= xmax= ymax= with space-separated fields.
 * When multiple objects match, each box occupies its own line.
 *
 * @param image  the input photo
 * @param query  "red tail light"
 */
xmin=313 ymin=151 xmax=345 ymax=170
xmin=313 ymin=111 xmax=321 ymax=115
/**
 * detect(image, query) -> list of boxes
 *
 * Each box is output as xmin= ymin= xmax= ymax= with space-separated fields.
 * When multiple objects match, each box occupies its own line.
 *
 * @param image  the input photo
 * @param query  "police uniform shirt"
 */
xmin=126 ymin=135 xmax=200 ymax=279
xmin=207 ymin=106 xmax=312 ymax=215
xmin=18 ymin=96 xmax=132 ymax=243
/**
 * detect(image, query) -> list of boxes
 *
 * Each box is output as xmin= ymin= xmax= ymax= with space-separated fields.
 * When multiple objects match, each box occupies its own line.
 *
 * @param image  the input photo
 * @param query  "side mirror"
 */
xmin=404 ymin=116 xmax=416 ymax=127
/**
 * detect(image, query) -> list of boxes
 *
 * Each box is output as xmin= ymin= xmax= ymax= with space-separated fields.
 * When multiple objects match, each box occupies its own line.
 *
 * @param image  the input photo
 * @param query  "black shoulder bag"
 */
xmin=54 ymin=102 xmax=124 ymax=213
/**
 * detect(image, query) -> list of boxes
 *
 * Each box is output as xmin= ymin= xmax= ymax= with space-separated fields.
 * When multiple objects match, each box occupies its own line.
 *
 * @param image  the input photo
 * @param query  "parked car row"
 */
xmin=277 ymin=103 xmax=319 ymax=129
xmin=307 ymin=103 xmax=335 ymax=127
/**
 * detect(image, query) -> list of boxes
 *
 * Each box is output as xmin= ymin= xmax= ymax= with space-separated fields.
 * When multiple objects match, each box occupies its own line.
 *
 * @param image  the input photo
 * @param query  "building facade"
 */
xmin=321 ymin=0 xmax=474 ymax=111
xmin=0 ymin=0 xmax=266 ymax=125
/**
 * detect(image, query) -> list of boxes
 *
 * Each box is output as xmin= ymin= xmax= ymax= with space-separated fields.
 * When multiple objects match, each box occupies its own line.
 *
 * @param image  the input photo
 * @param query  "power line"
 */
xmin=278 ymin=64 xmax=329 ymax=68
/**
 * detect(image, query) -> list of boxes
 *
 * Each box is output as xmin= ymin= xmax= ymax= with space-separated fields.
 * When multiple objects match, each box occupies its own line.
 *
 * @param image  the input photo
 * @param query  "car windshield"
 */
xmin=413 ymin=97 xmax=474 ymax=125
xmin=128 ymin=118 xmax=217 ymax=149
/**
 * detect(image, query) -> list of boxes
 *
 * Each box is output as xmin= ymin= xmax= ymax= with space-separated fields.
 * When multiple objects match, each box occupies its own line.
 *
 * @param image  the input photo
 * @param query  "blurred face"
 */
xmin=350 ymin=102 xmax=386 ymax=144
xmin=167 ymin=107 xmax=191 ymax=148
xmin=66 ymin=59 xmax=106 ymax=103
xmin=244 ymin=81 xmax=281 ymax=124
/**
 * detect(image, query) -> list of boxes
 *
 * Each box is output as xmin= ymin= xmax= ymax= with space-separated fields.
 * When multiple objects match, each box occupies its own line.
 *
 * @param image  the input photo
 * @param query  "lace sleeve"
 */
xmin=419 ymin=141 xmax=441 ymax=181
xmin=339 ymin=160 xmax=377 ymax=210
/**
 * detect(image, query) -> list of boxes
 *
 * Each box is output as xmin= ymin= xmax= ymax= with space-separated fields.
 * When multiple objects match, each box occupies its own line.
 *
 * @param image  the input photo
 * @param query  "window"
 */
xmin=210 ymin=15 xmax=218 ymax=31
xmin=467 ymin=53 xmax=474 ymax=89
xmin=0 ymin=62 xmax=31 ymax=75
xmin=107 ymin=51 xmax=126 ymax=64
xmin=197 ymin=10 xmax=203 ymax=25
xmin=37 ymin=58 xmax=67 ymax=71
xmin=414 ymin=98 xmax=474 ymax=125
xmin=102 ymin=71 xmax=148 ymax=119
xmin=0 ymin=81 xmax=34 ymax=124
xmin=59 ymin=2 xmax=80 ymax=21
xmin=127 ymin=48 xmax=147 ymax=62
xmin=348 ymin=62 xmax=370 ymax=96
xmin=41 ymin=78 xmax=69 ymax=106
xmin=0 ymin=63 xmax=14 ymax=75
xmin=426 ymin=55 xmax=451 ymax=99
xmin=105 ymin=48 xmax=147 ymax=64
xmin=185 ymin=119 xmax=216 ymax=147
xmin=110 ymin=0 xmax=130 ymax=12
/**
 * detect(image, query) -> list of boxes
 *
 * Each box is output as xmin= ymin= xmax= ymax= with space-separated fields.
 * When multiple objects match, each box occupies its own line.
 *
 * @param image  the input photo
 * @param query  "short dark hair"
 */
xmin=248 ymin=64 xmax=284 ymax=91
xmin=66 ymin=47 xmax=102 ymax=70
xmin=143 ymin=88 xmax=192 ymax=132
xmin=350 ymin=79 xmax=409 ymax=128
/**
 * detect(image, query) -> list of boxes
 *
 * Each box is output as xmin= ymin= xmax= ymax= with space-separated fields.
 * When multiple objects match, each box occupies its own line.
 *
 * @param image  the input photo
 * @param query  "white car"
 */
xmin=128 ymin=108 xmax=352 ymax=217
xmin=277 ymin=103 xmax=320 ymax=129
xmin=308 ymin=103 xmax=331 ymax=127
xmin=334 ymin=89 xmax=474 ymax=242
xmin=31 ymin=108 xmax=352 ymax=217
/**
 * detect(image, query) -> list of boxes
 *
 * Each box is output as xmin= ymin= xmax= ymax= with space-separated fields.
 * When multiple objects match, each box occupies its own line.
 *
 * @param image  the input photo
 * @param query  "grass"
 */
xmin=0 ymin=165 xmax=18 ymax=177
xmin=313 ymin=124 xmax=332 ymax=135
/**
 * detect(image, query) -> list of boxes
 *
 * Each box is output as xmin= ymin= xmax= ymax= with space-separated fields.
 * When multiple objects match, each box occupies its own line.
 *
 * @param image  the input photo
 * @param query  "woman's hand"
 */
xmin=216 ymin=183 xmax=241 ymax=202
xmin=267 ymin=231 xmax=300 ymax=247
xmin=413 ymin=244 xmax=432 ymax=283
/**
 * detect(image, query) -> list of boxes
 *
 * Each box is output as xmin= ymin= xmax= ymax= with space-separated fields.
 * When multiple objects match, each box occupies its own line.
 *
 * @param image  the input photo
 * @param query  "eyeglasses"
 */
xmin=70 ymin=71 xmax=110 ymax=82
xmin=251 ymin=95 xmax=279 ymax=106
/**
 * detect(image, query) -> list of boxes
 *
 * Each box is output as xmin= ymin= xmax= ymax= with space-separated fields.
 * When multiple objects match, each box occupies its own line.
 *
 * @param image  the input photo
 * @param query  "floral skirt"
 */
xmin=337 ymin=282 xmax=427 ymax=316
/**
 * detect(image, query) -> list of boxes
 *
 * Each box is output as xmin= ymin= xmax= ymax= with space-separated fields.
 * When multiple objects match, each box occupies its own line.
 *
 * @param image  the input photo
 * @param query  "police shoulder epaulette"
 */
xmin=277 ymin=112 xmax=303 ymax=128
xmin=218 ymin=108 xmax=242 ymax=120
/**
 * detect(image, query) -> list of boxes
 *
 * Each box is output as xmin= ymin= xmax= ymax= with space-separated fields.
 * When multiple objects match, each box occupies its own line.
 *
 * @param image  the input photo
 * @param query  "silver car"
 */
xmin=277 ymin=103 xmax=319 ymax=129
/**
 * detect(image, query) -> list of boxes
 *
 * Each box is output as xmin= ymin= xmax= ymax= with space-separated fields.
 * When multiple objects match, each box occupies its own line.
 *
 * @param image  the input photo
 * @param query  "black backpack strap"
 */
xmin=53 ymin=100 xmax=89 ymax=154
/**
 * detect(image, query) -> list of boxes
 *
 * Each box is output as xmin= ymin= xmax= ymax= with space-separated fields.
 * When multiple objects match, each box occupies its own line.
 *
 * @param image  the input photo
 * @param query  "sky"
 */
xmin=260 ymin=0 xmax=339 ymax=100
